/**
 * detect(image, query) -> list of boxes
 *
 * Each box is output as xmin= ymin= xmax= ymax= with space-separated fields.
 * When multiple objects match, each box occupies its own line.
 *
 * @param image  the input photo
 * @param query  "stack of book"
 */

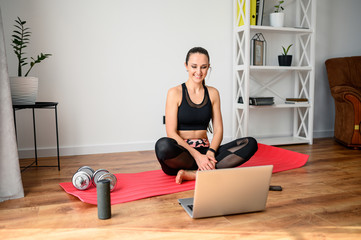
xmin=285 ymin=98 xmax=309 ymax=104
xmin=238 ymin=97 xmax=274 ymax=106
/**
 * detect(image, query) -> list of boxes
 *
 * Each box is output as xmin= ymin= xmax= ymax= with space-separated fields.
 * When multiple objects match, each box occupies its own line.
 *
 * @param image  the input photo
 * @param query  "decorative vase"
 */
xmin=9 ymin=77 xmax=39 ymax=105
xmin=278 ymin=55 xmax=292 ymax=66
xmin=270 ymin=12 xmax=284 ymax=27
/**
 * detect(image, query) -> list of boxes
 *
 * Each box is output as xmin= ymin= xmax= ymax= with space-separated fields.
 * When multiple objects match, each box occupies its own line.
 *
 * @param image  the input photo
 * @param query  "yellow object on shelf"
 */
xmin=237 ymin=0 xmax=256 ymax=26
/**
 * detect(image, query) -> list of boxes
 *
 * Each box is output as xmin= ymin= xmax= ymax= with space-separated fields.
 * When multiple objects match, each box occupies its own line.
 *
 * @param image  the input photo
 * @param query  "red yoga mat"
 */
xmin=59 ymin=143 xmax=308 ymax=205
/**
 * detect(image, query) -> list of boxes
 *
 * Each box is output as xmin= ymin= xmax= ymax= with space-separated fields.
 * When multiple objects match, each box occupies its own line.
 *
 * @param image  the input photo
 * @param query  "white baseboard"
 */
xmin=18 ymin=141 xmax=157 ymax=159
xmin=18 ymin=136 xmax=234 ymax=159
xmin=17 ymin=132 xmax=332 ymax=159
xmin=313 ymin=129 xmax=334 ymax=139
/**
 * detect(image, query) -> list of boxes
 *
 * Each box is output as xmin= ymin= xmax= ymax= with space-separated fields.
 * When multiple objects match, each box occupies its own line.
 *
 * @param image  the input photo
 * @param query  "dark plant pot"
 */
xmin=278 ymin=55 xmax=292 ymax=66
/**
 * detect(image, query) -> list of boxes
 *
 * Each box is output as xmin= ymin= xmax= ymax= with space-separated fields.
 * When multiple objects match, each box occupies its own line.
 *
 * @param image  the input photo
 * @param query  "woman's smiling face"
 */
xmin=185 ymin=53 xmax=210 ymax=84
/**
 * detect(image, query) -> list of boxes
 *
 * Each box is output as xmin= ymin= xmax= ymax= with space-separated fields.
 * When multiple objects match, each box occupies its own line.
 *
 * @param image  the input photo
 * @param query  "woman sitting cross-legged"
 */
xmin=155 ymin=47 xmax=258 ymax=184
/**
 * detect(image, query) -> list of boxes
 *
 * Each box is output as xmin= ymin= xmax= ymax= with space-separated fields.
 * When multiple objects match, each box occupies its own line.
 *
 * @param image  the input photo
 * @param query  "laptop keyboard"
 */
xmin=187 ymin=205 xmax=193 ymax=211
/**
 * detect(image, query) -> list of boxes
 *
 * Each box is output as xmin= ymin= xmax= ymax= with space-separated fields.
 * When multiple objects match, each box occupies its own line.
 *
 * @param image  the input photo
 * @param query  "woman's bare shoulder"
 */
xmin=167 ymin=84 xmax=183 ymax=106
xmin=206 ymin=85 xmax=219 ymax=93
xmin=167 ymin=84 xmax=182 ymax=97
xmin=206 ymin=85 xmax=220 ymax=101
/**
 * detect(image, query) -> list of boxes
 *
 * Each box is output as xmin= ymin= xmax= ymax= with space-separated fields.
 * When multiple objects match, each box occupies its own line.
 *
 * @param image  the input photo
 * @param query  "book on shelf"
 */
xmin=238 ymin=97 xmax=274 ymax=106
xmin=285 ymin=101 xmax=309 ymax=104
xmin=285 ymin=98 xmax=309 ymax=104
xmin=237 ymin=0 xmax=257 ymax=26
xmin=256 ymin=0 xmax=264 ymax=26
xmin=285 ymin=98 xmax=308 ymax=101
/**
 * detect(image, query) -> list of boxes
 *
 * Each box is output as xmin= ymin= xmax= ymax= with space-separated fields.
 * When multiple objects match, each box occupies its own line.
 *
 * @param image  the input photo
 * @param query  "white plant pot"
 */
xmin=10 ymin=77 xmax=39 ymax=105
xmin=270 ymin=12 xmax=284 ymax=27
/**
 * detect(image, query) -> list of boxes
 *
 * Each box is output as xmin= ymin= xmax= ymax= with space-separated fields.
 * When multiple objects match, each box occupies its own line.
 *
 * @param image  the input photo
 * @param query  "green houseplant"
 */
xmin=278 ymin=44 xmax=293 ymax=66
xmin=274 ymin=0 xmax=285 ymax=13
xmin=270 ymin=1 xmax=285 ymax=27
xmin=10 ymin=17 xmax=51 ymax=105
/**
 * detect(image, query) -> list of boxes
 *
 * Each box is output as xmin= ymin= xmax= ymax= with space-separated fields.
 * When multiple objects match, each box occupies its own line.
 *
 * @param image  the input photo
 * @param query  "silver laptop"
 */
xmin=178 ymin=165 xmax=273 ymax=219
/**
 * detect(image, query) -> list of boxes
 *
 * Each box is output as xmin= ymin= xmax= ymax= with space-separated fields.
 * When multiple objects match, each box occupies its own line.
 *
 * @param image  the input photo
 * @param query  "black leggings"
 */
xmin=155 ymin=137 xmax=258 ymax=175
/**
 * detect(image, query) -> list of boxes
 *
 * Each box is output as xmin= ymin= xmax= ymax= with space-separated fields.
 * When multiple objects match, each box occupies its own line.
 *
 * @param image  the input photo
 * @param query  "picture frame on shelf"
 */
xmin=254 ymin=40 xmax=264 ymax=65
xmin=251 ymin=33 xmax=267 ymax=66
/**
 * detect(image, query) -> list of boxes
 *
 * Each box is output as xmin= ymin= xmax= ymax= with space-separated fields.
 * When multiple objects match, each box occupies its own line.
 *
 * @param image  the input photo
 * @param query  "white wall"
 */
xmin=1 ymin=0 xmax=360 ymax=158
xmin=314 ymin=0 xmax=361 ymax=137
xmin=1 ymin=0 xmax=233 ymax=157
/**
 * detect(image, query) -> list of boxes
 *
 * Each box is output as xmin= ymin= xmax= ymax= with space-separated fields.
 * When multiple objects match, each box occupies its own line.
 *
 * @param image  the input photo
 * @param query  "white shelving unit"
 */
xmin=232 ymin=0 xmax=316 ymax=145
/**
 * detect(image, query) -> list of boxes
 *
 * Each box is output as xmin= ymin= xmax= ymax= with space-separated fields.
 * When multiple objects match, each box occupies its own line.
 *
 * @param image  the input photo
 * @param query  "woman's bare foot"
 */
xmin=176 ymin=170 xmax=196 ymax=184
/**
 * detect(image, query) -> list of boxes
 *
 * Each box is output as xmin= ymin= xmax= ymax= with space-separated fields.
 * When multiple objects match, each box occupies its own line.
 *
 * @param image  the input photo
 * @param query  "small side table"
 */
xmin=13 ymin=102 xmax=60 ymax=171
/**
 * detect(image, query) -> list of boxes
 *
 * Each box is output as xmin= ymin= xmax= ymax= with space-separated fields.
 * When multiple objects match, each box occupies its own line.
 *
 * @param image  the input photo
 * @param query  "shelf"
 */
xmin=235 ymin=25 xmax=313 ymax=34
xmin=236 ymin=103 xmax=310 ymax=109
xmin=235 ymin=65 xmax=312 ymax=71
xmin=232 ymin=0 xmax=315 ymax=146
xmin=257 ymin=136 xmax=311 ymax=146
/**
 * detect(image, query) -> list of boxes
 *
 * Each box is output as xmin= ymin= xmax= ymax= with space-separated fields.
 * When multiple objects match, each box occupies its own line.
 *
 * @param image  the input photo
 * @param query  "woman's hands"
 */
xmin=195 ymin=151 xmax=217 ymax=171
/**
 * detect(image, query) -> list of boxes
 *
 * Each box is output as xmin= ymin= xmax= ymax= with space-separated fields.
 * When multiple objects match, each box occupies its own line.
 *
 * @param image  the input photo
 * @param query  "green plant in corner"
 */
xmin=11 ymin=17 xmax=51 ymax=77
xmin=282 ymin=44 xmax=293 ymax=55
xmin=274 ymin=0 xmax=285 ymax=13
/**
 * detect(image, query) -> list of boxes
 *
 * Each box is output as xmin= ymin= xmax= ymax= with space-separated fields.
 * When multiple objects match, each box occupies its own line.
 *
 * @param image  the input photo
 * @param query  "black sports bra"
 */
xmin=177 ymin=83 xmax=212 ymax=131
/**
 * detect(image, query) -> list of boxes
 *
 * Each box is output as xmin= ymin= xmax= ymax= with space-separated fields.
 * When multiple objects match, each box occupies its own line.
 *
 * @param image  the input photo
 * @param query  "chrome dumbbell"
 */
xmin=72 ymin=166 xmax=95 ymax=190
xmin=93 ymin=169 xmax=117 ymax=191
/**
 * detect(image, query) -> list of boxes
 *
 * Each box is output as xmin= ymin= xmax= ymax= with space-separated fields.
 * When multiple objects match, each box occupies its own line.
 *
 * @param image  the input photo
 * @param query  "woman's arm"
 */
xmin=207 ymin=86 xmax=223 ymax=157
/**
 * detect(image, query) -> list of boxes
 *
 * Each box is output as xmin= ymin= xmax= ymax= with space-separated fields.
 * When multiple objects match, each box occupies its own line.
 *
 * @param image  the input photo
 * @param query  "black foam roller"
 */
xmin=97 ymin=179 xmax=111 ymax=219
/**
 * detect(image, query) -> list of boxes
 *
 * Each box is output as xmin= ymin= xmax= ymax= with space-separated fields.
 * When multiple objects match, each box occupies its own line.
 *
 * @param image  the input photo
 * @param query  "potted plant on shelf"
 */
xmin=278 ymin=44 xmax=293 ymax=66
xmin=270 ymin=0 xmax=285 ymax=27
xmin=10 ymin=17 xmax=51 ymax=105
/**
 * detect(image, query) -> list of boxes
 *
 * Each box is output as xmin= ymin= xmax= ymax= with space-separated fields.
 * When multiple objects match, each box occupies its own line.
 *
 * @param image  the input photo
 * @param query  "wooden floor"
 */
xmin=1 ymin=138 xmax=361 ymax=239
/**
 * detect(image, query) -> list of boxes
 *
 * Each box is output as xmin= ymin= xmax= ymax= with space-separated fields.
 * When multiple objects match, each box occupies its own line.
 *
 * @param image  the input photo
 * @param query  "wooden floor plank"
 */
xmin=1 ymin=138 xmax=361 ymax=239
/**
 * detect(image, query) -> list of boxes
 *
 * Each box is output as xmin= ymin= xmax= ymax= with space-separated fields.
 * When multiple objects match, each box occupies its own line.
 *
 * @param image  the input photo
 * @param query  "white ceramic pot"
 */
xmin=10 ymin=77 xmax=39 ymax=105
xmin=270 ymin=12 xmax=284 ymax=27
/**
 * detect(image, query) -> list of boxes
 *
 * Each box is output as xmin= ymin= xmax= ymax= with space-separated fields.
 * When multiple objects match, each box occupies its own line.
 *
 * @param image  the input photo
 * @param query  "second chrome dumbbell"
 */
xmin=93 ymin=169 xmax=117 ymax=191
